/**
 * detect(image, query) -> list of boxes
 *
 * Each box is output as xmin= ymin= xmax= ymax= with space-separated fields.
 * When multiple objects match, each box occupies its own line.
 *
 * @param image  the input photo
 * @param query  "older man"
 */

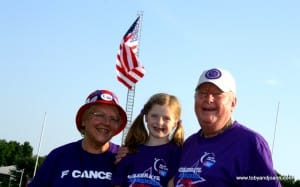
xmin=174 ymin=68 xmax=281 ymax=187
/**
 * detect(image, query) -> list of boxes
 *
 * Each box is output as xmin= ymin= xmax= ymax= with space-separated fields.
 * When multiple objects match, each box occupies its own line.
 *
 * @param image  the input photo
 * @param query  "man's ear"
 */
xmin=231 ymin=96 xmax=237 ymax=112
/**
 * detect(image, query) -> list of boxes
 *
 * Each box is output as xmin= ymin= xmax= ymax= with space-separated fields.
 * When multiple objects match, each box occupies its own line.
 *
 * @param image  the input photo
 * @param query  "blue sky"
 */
xmin=0 ymin=0 xmax=299 ymax=180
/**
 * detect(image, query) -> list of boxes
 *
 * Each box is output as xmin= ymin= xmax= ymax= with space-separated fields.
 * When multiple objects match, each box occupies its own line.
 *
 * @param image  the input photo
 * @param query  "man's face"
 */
xmin=194 ymin=83 xmax=236 ymax=131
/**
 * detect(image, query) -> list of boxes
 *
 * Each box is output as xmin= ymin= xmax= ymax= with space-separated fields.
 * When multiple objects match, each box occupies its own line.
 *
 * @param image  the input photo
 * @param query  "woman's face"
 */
xmin=82 ymin=104 xmax=121 ymax=146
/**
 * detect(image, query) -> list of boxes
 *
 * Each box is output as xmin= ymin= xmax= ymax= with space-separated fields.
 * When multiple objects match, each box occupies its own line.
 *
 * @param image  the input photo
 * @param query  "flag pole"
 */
xmin=271 ymin=101 xmax=280 ymax=155
xmin=33 ymin=112 xmax=47 ymax=176
xmin=135 ymin=10 xmax=143 ymax=58
xmin=121 ymin=11 xmax=144 ymax=144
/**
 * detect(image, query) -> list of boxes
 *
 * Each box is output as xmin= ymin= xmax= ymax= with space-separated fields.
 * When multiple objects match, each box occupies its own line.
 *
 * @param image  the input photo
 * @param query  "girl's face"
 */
xmin=145 ymin=104 xmax=178 ymax=141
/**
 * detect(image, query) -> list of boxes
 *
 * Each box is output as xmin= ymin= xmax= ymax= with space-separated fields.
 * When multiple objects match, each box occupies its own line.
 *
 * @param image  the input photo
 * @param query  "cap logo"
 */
xmin=85 ymin=90 xmax=119 ymax=104
xmin=100 ymin=93 xmax=113 ymax=101
xmin=205 ymin=69 xmax=222 ymax=79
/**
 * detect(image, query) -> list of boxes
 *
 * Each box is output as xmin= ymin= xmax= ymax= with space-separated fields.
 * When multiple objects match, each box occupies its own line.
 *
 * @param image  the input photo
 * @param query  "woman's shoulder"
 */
xmin=48 ymin=140 xmax=81 ymax=157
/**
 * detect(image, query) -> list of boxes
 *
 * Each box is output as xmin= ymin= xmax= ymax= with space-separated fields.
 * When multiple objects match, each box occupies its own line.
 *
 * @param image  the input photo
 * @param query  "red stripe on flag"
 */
xmin=116 ymin=16 xmax=145 ymax=88
xmin=116 ymin=65 xmax=138 ymax=83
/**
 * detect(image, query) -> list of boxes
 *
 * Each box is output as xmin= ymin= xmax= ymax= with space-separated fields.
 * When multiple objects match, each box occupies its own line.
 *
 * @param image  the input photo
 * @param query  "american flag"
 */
xmin=116 ymin=16 xmax=145 ymax=89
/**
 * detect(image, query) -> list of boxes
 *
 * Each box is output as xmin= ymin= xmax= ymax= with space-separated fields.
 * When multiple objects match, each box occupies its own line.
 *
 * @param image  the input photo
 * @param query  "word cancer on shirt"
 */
xmin=61 ymin=169 xmax=112 ymax=180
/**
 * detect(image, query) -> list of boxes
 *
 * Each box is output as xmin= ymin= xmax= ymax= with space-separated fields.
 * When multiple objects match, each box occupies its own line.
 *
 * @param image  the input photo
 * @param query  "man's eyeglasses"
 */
xmin=196 ymin=91 xmax=223 ymax=98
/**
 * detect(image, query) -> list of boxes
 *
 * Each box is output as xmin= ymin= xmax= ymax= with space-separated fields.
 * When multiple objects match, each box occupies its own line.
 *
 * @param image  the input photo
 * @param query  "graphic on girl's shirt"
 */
xmin=154 ymin=158 xmax=168 ymax=177
xmin=128 ymin=167 xmax=161 ymax=187
xmin=176 ymin=152 xmax=216 ymax=186
xmin=127 ymin=157 xmax=169 ymax=187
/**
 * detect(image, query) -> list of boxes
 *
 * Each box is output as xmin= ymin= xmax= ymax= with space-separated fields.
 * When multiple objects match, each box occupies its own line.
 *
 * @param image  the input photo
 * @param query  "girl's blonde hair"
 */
xmin=124 ymin=93 xmax=184 ymax=153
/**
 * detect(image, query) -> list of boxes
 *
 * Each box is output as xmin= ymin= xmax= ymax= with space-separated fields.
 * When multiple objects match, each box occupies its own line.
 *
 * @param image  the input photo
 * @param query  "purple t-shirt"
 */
xmin=28 ymin=140 xmax=120 ymax=187
xmin=174 ymin=121 xmax=282 ymax=187
xmin=112 ymin=142 xmax=181 ymax=187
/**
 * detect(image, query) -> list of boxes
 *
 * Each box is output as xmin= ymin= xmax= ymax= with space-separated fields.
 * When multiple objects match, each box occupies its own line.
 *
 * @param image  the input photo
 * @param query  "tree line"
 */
xmin=0 ymin=139 xmax=45 ymax=187
xmin=0 ymin=139 xmax=299 ymax=187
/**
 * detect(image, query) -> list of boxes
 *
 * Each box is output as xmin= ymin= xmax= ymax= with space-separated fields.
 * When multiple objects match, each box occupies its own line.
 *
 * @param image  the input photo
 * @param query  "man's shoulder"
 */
xmin=232 ymin=121 xmax=262 ymax=135
xmin=231 ymin=121 xmax=269 ymax=144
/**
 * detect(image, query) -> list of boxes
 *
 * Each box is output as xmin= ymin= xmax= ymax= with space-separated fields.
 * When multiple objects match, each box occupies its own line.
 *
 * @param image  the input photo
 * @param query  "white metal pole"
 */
xmin=33 ymin=112 xmax=47 ymax=176
xmin=271 ymin=102 xmax=280 ymax=155
xmin=18 ymin=169 xmax=24 ymax=187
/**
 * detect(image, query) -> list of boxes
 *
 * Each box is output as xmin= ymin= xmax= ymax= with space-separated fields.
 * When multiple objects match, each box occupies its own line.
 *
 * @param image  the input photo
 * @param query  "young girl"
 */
xmin=112 ymin=93 xmax=184 ymax=187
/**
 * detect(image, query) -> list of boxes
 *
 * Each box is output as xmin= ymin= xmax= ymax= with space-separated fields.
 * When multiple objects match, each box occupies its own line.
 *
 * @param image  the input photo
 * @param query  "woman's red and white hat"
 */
xmin=75 ymin=89 xmax=127 ymax=135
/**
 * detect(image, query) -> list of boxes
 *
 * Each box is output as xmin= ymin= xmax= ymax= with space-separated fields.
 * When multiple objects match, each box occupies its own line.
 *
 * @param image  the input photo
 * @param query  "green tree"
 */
xmin=0 ymin=139 xmax=46 ymax=186
xmin=0 ymin=140 xmax=21 ymax=166
xmin=277 ymin=172 xmax=300 ymax=187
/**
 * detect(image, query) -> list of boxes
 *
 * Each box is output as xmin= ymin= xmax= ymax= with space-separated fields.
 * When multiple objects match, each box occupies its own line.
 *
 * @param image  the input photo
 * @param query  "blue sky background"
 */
xmin=0 ymin=0 xmax=299 ymax=180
